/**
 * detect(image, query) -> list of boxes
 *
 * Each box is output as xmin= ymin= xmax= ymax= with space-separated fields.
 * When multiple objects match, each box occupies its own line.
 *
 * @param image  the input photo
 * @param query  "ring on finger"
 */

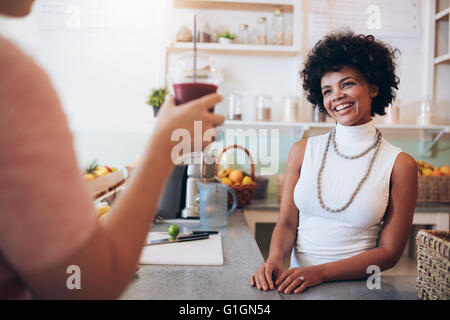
xmin=298 ymin=275 xmax=305 ymax=281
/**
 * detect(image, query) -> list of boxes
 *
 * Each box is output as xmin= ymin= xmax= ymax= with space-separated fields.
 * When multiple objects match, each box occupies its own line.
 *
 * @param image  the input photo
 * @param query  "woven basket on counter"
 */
xmin=416 ymin=229 xmax=450 ymax=300
xmin=417 ymin=176 xmax=450 ymax=204
xmin=215 ymin=144 xmax=256 ymax=208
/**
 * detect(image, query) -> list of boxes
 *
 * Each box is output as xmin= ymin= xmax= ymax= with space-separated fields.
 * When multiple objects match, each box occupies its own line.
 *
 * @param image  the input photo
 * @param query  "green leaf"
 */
xmin=146 ymin=87 xmax=168 ymax=108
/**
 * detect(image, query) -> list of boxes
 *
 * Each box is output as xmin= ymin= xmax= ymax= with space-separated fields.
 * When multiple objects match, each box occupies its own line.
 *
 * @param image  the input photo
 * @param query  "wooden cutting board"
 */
xmin=139 ymin=232 xmax=223 ymax=266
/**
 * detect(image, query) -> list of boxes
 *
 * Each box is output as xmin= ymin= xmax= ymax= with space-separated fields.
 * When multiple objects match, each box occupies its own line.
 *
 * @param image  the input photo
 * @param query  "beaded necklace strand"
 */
xmin=317 ymin=128 xmax=382 ymax=213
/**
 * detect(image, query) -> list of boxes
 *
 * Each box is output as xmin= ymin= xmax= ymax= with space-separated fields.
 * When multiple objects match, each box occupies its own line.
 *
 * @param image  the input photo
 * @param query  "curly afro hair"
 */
xmin=301 ymin=30 xmax=400 ymax=116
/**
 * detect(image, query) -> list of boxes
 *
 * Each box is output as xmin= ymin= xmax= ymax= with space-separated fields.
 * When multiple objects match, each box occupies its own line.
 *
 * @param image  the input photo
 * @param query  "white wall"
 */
xmin=3 ymin=0 xmax=449 ymax=134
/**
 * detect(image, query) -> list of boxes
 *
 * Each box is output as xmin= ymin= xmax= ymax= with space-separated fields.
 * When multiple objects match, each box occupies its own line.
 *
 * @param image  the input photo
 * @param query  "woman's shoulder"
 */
xmin=393 ymin=152 xmax=417 ymax=176
xmin=0 ymin=35 xmax=48 ymax=87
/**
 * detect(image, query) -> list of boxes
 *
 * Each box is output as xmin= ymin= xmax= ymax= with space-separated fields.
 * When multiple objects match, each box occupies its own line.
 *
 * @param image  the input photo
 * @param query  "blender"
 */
xmin=181 ymin=151 xmax=216 ymax=219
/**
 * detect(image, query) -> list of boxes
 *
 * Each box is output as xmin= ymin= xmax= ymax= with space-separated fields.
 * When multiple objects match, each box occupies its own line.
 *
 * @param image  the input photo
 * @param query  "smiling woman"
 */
xmin=250 ymin=30 xmax=418 ymax=295
xmin=301 ymin=30 xmax=400 ymax=118
xmin=320 ymin=65 xmax=378 ymax=126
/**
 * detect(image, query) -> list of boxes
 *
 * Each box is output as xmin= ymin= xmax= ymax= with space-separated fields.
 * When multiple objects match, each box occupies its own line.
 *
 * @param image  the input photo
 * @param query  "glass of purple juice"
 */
xmin=170 ymin=52 xmax=222 ymax=112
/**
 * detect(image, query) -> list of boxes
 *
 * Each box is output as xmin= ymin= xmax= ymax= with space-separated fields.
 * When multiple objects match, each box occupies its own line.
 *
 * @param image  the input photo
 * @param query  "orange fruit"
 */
xmin=440 ymin=165 xmax=450 ymax=176
xmin=84 ymin=173 xmax=95 ymax=181
xmin=229 ymin=170 xmax=243 ymax=184
xmin=431 ymin=168 xmax=442 ymax=176
xmin=218 ymin=168 xmax=232 ymax=178
xmin=242 ymin=176 xmax=254 ymax=185
xmin=422 ymin=168 xmax=433 ymax=176
xmin=221 ymin=177 xmax=232 ymax=185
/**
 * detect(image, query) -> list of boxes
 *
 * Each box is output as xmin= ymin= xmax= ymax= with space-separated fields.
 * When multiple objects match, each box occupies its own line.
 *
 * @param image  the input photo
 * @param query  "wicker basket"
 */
xmin=216 ymin=144 xmax=256 ymax=208
xmin=416 ymin=229 xmax=450 ymax=300
xmin=417 ymin=176 xmax=450 ymax=204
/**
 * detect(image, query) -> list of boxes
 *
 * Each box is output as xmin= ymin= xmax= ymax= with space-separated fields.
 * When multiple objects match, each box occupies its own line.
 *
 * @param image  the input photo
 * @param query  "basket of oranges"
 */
xmin=216 ymin=144 xmax=256 ymax=208
xmin=416 ymin=160 xmax=450 ymax=204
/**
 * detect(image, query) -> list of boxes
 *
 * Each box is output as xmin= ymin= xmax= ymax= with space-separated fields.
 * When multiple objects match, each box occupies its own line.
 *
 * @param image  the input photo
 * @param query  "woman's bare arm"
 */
xmin=276 ymin=152 xmax=418 ymax=294
xmin=0 ymin=37 xmax=224 ymax=299
xmin=250 ymin=138 xmax=307 ymax=291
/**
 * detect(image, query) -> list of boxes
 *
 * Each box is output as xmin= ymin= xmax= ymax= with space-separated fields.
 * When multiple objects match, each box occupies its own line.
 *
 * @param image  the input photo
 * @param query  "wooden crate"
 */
xmin=417 ymin=176 xmax=450 ymax=204
xmin=87 ymin=170 xmax=125 ymax=199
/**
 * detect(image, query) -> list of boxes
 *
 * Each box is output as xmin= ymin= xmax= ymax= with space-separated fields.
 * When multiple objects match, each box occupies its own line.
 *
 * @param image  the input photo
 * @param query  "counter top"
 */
xmin=248 ymin=195 xmax=450 ymax=213
xmin=120 ymin=212 xmax=418 ymax=300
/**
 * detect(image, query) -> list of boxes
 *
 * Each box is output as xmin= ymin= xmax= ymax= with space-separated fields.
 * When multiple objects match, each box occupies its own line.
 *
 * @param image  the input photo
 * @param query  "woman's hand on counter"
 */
xmin=275 ymin=266 xmax=325 ymax=294
xmin=250 ymin=259 xmax=283 ymax=291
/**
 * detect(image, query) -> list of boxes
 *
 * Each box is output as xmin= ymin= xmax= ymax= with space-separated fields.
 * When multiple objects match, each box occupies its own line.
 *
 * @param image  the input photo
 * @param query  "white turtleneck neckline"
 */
xmin=335 ymin=120 xmax=377 ymax=147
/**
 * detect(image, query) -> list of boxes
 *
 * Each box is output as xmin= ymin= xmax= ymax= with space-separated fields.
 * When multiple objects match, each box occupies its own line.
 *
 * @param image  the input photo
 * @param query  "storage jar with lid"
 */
xmin=256 ymin=17 xmax=268 ymax=45
xmin=255 ymin=95 xmax=272 ymax=121
xmin=197 ymin=20 xmax=212 ymax=43
xmin=238 ymin=24 xmax=249 ymax=44
xmin=271 ymin=9 xmax=285 ymax=45
xmin=228 ymin=92 xmax=243 ymax=120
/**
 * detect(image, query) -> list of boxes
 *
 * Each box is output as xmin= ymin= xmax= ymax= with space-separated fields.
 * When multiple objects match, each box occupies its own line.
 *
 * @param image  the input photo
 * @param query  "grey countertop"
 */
xmin=120 ymin=212 xmax=419 ymax=300
xmin=248 ymin=194 xmax=450 ymax=213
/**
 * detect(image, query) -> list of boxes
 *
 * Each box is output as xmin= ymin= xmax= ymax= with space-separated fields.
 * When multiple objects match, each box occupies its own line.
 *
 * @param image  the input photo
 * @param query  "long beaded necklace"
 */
xmin=317 ymin=128 xmax=382 ymax=213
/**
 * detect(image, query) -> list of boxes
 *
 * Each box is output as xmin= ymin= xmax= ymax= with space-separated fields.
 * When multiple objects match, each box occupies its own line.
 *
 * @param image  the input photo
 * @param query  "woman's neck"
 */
xmin=335 ymin=119 xmax=377 ymax=147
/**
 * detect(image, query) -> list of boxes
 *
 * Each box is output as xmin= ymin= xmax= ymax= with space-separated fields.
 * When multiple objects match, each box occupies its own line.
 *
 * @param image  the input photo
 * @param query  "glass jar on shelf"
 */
xmin=255 ymin=17 xmax=268 ymax=45
xmin=255 ymin=95 xmax=272 ymax=121
xmin=384 ymin=100 xmax=400 ymax=125
xmin=197 ymin=20 xmax=212 ymax=43
xmin=228 ymin=92 xmax=243 ymax=120
xmin=237 ymin=24 xmax=249 ymax=44
xmin=282 ymin=95 xmax=299 ymax=122
xmin=417 ymin=100 xmax=434 ymax=125
xmin=271 ymin=9 xmax=285 ymax=45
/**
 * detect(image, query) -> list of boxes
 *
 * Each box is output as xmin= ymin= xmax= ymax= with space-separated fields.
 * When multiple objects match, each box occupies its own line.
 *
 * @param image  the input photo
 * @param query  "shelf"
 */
xmin=173 ymin=0 xmax=295 ymax=13
xmin=435 ymin=53 xmax=450 ymax=64
xmin=220 ymin=120 xmax=450 ymax=132
xmin=435 ymin=7 xmax=450 ymax=20
xmin=168 ymin=42 xmax=300 ymax=56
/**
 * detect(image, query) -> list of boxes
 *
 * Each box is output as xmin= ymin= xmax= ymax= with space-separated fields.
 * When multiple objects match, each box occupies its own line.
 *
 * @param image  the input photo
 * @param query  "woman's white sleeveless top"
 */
xmin=291 ymin=120 xmax=401 ymax=267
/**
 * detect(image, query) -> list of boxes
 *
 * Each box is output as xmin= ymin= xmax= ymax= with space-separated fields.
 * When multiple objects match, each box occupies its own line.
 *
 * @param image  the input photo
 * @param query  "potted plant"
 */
xmin=146 ymin=87 xmax=168 ymax=117
xmin=218 ymin=31 xmax=236 ymax=44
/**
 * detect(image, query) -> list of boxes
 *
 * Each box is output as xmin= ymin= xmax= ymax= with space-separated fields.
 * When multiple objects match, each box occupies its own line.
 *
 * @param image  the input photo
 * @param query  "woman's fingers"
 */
xmin=257 ymin=271 xmax=269 ymax=291
xmin=204 ymin=112 xmax=226 ymax=127
xmin=293 ymin=281 xmax=308 ymax=294
xmin=275 ymin=269 xmax=293 ymax=287
xmin=277 ymin=272 xmax=301 ymax=293
xmin=254 ymin=273 xmax=262 ymax=290
xmin=282 ymin=276 xmax=305 ymax=294
xmin=265 ymin=265 xmax=275 ymax=290
xmin=185 ymin=93 xmax=223 ymax=111
xmin=250 ymin=274 xmax=255 ymax=287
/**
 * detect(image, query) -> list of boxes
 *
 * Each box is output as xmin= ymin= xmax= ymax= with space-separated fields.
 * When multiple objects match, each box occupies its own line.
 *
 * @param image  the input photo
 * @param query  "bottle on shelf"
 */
xmin=255 ymin=17 xmax=268 ymax=45
xmin=417 ymin=100 xmax=434 ymax=125
xmin=282 ymin=95 xmax=299 ymax=122
xmin=271 ymin=9 xmax=285 ymax=46
xmin=228 ymin=92 xmax=243 ymax=120
xmin=312 ymin=106 xmax=327 ymax=123
xmin=238 ymin=24 xmax=250 ymax=44
xmin=197 ymin=20 xmax=212 ymax=43
xmin=384 ymin=100 xmax=400 ymax=125
xmin=255 ymin=95 xmax=272 ymax=121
